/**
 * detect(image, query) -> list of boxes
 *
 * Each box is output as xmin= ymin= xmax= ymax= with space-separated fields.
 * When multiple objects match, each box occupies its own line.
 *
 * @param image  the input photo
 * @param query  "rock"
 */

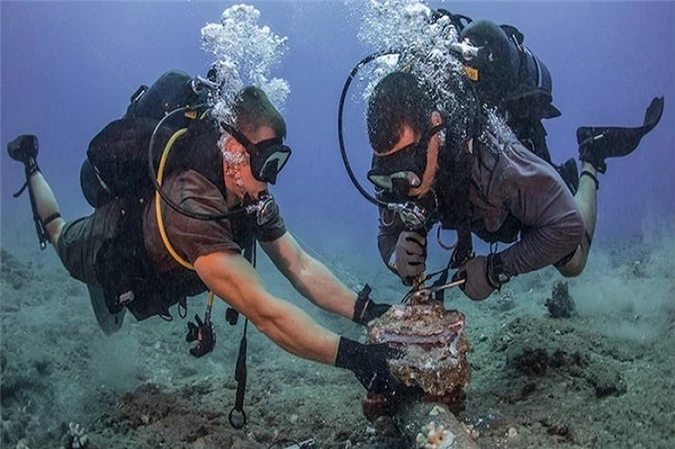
xmin=366 ymin=305 xmax=470 ymax=415
xmin=549 ymin=349 xmax=588 ymax=372
xmin=545 ymin=281 xmax=575 ymax=318
xmin=587 ymin=364 xmax=627 ymax=397
xmin=507 ymin=347 xmax=548 ymax=376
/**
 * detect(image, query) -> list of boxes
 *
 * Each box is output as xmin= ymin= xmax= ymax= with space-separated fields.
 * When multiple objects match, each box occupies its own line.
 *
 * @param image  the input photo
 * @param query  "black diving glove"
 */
xmin=455 ymin=253 xmax=511 ymax=301
xmin=335 ymin=337 xmax=403 ymax=395
xmin=186 ymin=314 xmax=216 ymax=358
xmin=352 ymin=284 xmax=391 ymax=325
xmin=394 ymin=231 xmax=427 ymax=286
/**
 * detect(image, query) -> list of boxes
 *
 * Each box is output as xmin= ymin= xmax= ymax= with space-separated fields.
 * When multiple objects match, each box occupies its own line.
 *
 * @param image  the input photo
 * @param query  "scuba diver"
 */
xmin=362 ymin=69 xmax=663 ymax=300
xmin=7 ymin=70 xmax=401 ymax=420
xmin=436 ymin=12 xmax=580 ymax=193
xmin=335 ymin=8 xmax=664 ymax=301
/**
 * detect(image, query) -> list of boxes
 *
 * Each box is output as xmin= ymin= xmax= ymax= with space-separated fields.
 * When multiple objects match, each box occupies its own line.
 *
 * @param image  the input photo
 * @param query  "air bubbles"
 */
xmin=353 ymin=0 xmax=481 ymax=146
xmin=201 ymin=4 xmax=290 ymax=123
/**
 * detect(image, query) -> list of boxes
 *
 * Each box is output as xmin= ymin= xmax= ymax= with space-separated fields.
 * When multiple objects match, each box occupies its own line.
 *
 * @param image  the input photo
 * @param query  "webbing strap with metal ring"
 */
xmin=228 ymin=317 xmax=249 ymax=429
xmin=228 ymin=239 xmax=255 ymax=429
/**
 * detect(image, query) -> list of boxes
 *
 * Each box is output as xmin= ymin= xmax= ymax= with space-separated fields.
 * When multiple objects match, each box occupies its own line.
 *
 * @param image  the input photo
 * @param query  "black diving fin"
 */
xmin=577 ymin=96 xmax=664 ymax=173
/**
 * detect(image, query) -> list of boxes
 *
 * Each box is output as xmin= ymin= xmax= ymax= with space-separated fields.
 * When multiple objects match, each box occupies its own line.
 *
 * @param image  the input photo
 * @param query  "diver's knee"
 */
xmin=557 ymin=258 xmax=584 ymax=278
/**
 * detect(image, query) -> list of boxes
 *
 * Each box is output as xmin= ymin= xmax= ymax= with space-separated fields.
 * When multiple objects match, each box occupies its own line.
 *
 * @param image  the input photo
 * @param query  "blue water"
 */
xmin=1 ymin=3 xmax=674 ymax=448
xmin=2 ymin=1 xmax=674 ymax=259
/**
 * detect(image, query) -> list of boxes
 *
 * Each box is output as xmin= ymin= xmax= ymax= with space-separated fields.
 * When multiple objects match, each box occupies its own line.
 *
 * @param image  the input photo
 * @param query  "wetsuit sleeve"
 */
xmin=493 ymin=145 xmax=584 ymax=275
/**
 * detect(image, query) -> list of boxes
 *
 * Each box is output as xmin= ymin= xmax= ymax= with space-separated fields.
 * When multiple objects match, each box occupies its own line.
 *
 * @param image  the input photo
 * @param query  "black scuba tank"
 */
xmin=459 ymin=20 xmax=521 ymax=106
xmin=125 ymin=70 xmax=201 ymax=120
xmin=460 ymin=20 xmax=560 ymax=122
xmin=80 ymin=70 xmax=203 ymax=207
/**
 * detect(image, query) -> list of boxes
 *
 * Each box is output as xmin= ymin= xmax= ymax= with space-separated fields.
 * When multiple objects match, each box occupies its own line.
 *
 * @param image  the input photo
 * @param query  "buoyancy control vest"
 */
xmin=80 ymin=70 xmax=232 ymax=321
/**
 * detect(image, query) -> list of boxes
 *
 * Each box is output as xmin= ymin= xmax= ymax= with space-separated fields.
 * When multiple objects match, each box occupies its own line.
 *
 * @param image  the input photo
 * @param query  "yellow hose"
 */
xmin=154 ymin=106 xmax=210 ymax=270
xmin=154 ymin=128 xmax=192 ymax=270
xmin=154 ymin=116 xmax=217 ymax=317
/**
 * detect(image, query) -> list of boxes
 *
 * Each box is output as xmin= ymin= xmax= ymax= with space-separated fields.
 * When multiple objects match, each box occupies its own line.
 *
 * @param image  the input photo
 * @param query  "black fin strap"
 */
xmin=15 ymin=164 xmax=50 ymax=250
xmin=580 ymin=170 xmax=599 ymax=190
xmin=12 ymin=181 xmax=29 ymax=198
xmin=12 ymin=162 xmax=40 ymax=198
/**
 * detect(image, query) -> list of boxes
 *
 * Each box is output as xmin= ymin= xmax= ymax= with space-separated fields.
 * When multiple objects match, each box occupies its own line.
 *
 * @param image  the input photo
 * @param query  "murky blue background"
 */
xmin=2 ymin=1 xmax=673 ymax=261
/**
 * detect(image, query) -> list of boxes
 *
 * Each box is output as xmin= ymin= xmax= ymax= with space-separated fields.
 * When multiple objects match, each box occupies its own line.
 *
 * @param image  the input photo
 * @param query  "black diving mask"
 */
xmin=367 ymin=124 xmax=445 ymax=194
xmin=369 ymin=126 xmax=445 ymax=231
xmin=221 ymin=123 xmax=292 ymax=184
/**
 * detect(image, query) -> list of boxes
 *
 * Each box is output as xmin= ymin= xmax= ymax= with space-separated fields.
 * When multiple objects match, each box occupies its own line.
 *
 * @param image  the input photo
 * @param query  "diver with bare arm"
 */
xmin=8 ymin=135 xmax=66 ymax=248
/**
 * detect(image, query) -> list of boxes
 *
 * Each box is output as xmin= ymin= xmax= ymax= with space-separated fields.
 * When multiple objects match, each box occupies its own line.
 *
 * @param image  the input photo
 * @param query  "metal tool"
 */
xmin=405 ymin=278 xmax=466 ymax=303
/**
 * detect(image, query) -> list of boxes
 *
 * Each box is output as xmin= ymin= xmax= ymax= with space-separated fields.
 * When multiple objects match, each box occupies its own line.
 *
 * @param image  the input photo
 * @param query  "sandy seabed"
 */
xmin=1 ymin=225 xmax=674 ymax=449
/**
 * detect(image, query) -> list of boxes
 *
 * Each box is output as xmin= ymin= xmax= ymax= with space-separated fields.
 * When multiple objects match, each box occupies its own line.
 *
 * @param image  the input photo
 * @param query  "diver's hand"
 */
xmin=394 ymin=231 xmax=427 ymax=285
xmin=352 ymin=284 xmax=391 ymax=325
xmin=455 ymin=254 xmax=507 ymax=301
xmin=335 ymin=337 xmax=403 ymax=394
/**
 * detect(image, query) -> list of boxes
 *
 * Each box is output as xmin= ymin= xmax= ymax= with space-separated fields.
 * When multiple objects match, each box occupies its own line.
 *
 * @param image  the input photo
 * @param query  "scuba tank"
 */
xmin=79 ymin=70 xmax=216 ymax=208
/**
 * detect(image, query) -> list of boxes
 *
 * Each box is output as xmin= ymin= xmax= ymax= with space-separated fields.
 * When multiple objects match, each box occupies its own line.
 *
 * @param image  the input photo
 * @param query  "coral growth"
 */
xmin=60 ymin=422 xmax=89 ymax=449
xmin=414 ymin=421 xmax=455 ymax=449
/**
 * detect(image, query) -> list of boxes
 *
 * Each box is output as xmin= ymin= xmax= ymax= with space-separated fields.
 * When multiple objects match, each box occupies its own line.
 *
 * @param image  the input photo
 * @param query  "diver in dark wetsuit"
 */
xmin=365 ymin=70 xmax=663 ymax=300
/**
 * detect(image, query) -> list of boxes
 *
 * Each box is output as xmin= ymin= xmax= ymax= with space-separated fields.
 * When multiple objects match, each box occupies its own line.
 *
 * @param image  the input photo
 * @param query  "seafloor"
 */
xmin=1 ymin=225 xmax=673 ymax=449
